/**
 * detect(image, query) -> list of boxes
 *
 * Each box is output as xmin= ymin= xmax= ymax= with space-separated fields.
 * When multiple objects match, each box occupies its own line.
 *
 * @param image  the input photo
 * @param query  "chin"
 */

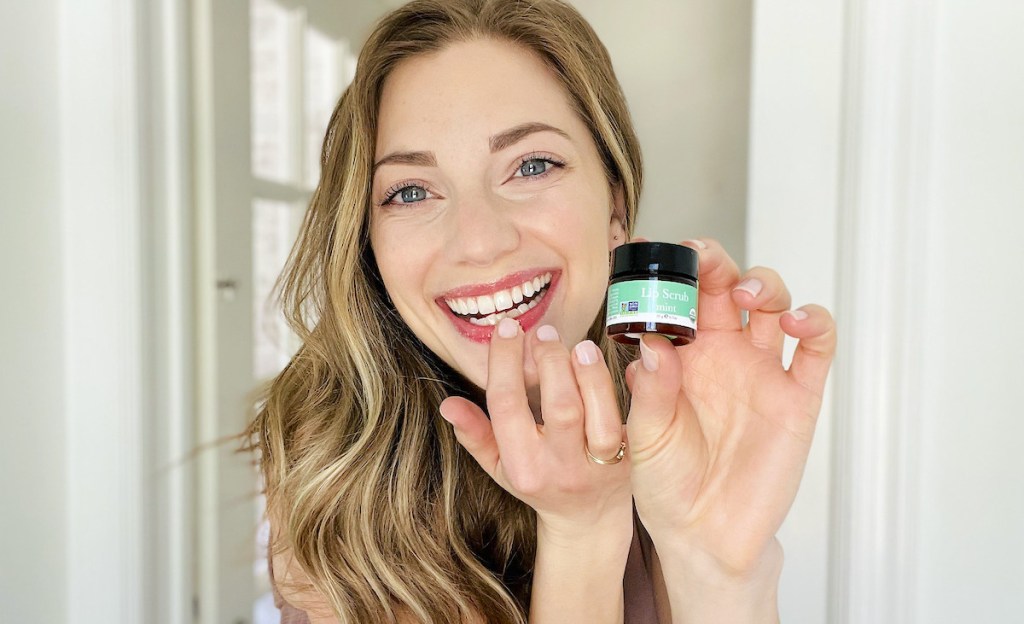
xmin=450 ymin=340 xmax=542 ymax=396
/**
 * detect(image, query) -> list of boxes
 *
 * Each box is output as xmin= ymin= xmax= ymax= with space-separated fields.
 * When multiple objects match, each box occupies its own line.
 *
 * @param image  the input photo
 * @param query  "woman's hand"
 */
xmin=624 ymin=238 xmax=836 ymax=584
xmin=438 ymin=317 xmax=631 ymax=534
xmin=439 ymin=318 xmax=633 ymax=623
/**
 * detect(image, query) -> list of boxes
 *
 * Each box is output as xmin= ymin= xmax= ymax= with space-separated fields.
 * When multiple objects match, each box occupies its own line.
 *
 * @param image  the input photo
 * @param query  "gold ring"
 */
xmin=585 ymin=441 xmax=627 ymax=465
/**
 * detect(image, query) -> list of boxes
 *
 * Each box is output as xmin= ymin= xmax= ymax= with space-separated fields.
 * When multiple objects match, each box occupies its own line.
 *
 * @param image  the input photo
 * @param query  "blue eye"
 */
xmin=518 ymin=158 xmax=549 ymax=177
xmin=382 ymin=183 xmax=431 ymax=206
xmin=399 ymin=186 xmax=427 ymax=202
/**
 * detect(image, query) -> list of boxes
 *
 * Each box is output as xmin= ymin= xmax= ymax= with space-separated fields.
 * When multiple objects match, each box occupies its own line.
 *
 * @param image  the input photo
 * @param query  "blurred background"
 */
xmin=1 ymin=0 xmax=1021 ymax=622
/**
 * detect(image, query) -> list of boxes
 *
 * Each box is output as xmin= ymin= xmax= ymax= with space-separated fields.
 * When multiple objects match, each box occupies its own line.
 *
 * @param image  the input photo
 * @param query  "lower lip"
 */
xmin=438 ymin=273 xmax=560 ymax=343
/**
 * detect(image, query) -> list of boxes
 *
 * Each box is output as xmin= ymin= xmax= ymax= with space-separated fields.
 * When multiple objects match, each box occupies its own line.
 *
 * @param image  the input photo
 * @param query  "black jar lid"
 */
xmin=610 ymin=241 xmax=699 ymax=280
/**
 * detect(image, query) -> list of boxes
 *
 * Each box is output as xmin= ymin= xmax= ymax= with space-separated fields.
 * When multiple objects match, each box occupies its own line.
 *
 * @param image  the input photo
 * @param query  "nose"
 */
xmin=444 ymin=190 xmax=520 ymax=267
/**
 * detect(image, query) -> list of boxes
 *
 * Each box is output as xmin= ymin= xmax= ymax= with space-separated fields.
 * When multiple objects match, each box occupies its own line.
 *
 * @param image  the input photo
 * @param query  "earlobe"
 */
xmin=608 ymin=183 xmax=627 ymax=250
xmin=608 ymin=219 xmax=625 ymax=249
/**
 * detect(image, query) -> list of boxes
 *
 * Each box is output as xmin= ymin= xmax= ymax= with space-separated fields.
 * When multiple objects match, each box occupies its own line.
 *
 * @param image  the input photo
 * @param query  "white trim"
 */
xmin=745 ymin=1 xmax=843 ymax=620
xmin=140 ymin=1 xmax=196 ymax=622
xmin=192 ymin=0 xmax=262 ymax=620
xmin=829 ymin=1 xmax=937 ymax=622
xmin=60 ymin=0 xmax=194 ymax=622
xmin=60 ymin=0 xmax=144 ymax=620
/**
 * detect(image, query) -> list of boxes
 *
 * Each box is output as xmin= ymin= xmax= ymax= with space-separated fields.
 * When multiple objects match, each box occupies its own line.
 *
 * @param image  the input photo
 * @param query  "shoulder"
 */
xmin=267 ymin=505 xmax=340 ymax=623
xmin=269 ymin=521 xmax=485 ymax=624
xmin=267 ymin=505 xmax=488 ymax=624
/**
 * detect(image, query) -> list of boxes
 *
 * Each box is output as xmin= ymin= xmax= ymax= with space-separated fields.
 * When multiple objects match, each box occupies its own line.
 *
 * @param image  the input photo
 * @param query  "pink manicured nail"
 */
xmin=574 ymin=340 xmax=600 ymax=365
xmin=438 ymin=406 xmax=454 ymax=424
xmin=639 ymin=336 xmax=659 ymax=372
xmin=537 ymin=325 xmax=559 ymax=342
xmin=787 ymin=309 xmax=809 ymax=321
xmin=734 ymin=277 xmax=763 ymax=298
xmin=683 ymin=239 xmax=707 ymax=250
xmin=497 ymin=317 xmax=519 ymax=338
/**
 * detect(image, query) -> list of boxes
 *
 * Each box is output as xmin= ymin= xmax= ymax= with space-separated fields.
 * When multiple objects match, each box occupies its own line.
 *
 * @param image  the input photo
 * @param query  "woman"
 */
xmin=245 ymin=0 xmax=836 ymax=622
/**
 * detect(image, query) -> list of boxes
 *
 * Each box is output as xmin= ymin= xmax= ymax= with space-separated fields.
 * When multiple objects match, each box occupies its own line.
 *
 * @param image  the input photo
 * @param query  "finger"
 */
xmin=439 ymin=396 xmax=499 ymax=477
xmin=730 ymin=266 xmax=792 ymax=355
xmin=485 ymin=318 xmax=539 ymax=455
xmin=624 ymin=359 xmax=640 ymax=394
xmin=681 ymin=238 xmax=742 ymax=331
xmin=781 ymin=305 xmax=837 ymax=398
xmin=529 ymin=324 xmax=586 ymax=459
xmin=625 ymin=334 xmax=700 ymax=467
xmin=571 ymin=339 xmax=627 ymax=461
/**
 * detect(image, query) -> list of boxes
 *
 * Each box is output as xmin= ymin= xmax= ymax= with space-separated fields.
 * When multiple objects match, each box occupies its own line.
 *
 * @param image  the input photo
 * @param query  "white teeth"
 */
xmin=493 ymin=289 xmax=514 ymax=312
xmin=448 ymin=273 xmax=554 ymax=322
xmin=476 ymin=294 xmax=495 ymax=315
xmin=467 ymin=289 xmax=547 ymax=326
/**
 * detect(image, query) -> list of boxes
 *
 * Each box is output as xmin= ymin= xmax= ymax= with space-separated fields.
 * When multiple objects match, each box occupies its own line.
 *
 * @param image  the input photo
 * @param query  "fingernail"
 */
xmin=787 ymin=309 xmax=809 ymax=321
xmin=734 ymin=277 xmax=763 ymax=298
xmin=537 ymin=325 xmax=559 ymax=342
xmin=574 ymin=340 xmax=600 ymax=365
xmin=639 ymin=336 xmax=659 ymax=372
xmin=684 ymin=239 xmax=707 ymax=250
xmin=438 ymin=406 xmax=454 ymax=424
xmin=497 ymin=317 xmax=519 ymax=338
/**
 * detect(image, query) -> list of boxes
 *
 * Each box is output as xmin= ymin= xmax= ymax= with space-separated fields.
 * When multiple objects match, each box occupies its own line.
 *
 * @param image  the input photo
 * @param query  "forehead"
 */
xmin=375 ymin=38 xmax=581 ymax=155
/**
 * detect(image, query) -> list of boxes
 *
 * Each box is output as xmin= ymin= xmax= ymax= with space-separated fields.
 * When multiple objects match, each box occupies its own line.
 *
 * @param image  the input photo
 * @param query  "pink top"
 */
xmin=269 ymin=509 xmax=664 ymax=623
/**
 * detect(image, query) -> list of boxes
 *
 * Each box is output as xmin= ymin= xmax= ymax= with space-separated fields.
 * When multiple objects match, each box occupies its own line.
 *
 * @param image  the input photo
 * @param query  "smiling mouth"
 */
xmin=443 ymin=272 xmax=553 ymax=326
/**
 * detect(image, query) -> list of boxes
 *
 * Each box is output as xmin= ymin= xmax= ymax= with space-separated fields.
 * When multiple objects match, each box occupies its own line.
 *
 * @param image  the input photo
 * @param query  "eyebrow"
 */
xmin=372 ymin=150 xmax=437 ymax=173
xmin=488 ymin=122 xmax=571 ymax=153
xmin=372 ymin=122 xmax=571 ymax=173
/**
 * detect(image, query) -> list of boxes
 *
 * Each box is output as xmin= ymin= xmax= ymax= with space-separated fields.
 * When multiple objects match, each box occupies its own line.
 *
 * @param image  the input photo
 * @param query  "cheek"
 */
xmin=371 ymin=227 xmax=425 ymax=312
xmin=533 ymin=199 xmax=614 ymax=339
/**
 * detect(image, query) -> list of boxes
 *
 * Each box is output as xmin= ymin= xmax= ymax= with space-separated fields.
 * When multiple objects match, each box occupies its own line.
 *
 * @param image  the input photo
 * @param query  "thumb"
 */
xmin=625 ymin=334 xmax=689 ymax=460
xmin=438 ymin=396 xmax=499 ymax=477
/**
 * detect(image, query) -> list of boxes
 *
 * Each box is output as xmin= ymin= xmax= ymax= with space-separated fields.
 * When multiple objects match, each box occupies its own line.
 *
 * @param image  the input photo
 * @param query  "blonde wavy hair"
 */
xmin=242 ymin=0 xmax=643 ymax=621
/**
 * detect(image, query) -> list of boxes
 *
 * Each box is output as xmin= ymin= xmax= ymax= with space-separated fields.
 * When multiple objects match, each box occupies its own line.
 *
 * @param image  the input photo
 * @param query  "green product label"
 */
xmin=606 ymin=279 xmax=698 ymax=329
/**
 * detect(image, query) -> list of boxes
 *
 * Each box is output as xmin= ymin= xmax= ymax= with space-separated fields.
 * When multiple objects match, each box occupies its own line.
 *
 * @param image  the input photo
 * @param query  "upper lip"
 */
xmin=438 ymin=268 xmax=558 ymax=299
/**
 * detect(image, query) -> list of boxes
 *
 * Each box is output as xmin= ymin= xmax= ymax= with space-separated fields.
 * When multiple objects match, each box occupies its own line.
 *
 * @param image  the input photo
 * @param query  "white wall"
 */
xmin=1 ymin=1 xmax=160 ymax=622
xmin=749 ymin=1 xmax=1024 ymax=623
xmin=0 ymin=1 xmax=68 ymax=622
xmin=915 ymin=2 xmax=1024 ymax=620
xmin=746 ymin=0 xmax=842 ymax=621
xmin=576 ymin=0 xmax=753 ymax=264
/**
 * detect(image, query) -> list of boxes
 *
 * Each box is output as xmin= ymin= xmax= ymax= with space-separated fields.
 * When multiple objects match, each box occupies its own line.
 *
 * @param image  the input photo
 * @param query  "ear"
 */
xmin=607 ymin=182 xmax=627 ymax=250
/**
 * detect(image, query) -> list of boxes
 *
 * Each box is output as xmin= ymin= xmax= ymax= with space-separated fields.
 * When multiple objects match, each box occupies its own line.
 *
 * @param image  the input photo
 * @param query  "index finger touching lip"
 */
xmin=485 ymin=317 xmax=539 ymax=450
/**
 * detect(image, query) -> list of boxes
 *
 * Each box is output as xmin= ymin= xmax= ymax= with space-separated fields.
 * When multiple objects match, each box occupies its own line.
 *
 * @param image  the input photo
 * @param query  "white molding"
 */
xmin=140 ymin=1 xmax=195 ymax=623
xmin=745 ymin=1 xmax=843 ymax=620
xmin=59 ymin=0 xmax=144 ymax=621
xmin=829 ymin=1 xmax=937 ymax=622
xmin=60 ymin=0 xmax=194 ymax=622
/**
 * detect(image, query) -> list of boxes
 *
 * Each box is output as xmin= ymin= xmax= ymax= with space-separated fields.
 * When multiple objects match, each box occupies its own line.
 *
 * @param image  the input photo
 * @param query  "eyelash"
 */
xmin=379 ymin=178 xmax=431 ymax=207
xmin=377 ymin=153 xmax=568 ymax=207
xmin=513 ymin=152 xmax=567 ymax=180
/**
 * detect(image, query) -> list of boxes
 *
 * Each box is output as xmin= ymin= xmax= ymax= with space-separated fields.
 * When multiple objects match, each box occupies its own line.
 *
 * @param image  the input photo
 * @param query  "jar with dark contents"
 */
xmin=606 ymin=242 xmax=699 ymax=346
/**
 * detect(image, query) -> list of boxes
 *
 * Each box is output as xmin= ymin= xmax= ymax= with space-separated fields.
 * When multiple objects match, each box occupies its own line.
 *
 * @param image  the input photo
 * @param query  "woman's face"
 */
xmin=370 ymin=37 xmax=625 ymax=391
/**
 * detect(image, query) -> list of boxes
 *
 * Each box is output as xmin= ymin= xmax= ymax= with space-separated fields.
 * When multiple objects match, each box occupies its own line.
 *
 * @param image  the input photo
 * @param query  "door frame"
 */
xmin=60 ymin=0 xmax=194 ymax=622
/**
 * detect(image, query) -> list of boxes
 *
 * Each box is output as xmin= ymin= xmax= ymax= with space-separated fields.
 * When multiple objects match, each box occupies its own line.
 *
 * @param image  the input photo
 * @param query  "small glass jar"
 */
xmin=606 ymin=242 xmax=699 ymax=346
